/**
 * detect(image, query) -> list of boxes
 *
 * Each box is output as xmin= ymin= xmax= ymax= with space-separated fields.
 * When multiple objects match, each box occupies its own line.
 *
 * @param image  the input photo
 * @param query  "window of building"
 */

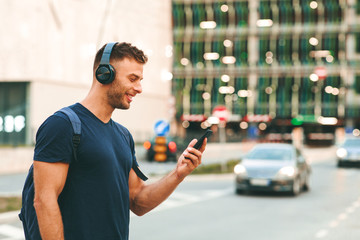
xmin=0 ymin=82 xmax=28 ymax=146
xmin=321 ymin=76 xmax=340 ymax=117
xmin=234 ymin=77 xmax=248 ymax=116
xmin=211 ymin=40 xmax=226 ymax=67
xmin=278 ymin=0 xmax=295 ymax=24
xmin=259 ymin=1 xmax=272 ymax=20
xmin=276 ymin=36 xmax=293 ymax=65
xmin=298 ymin=77 xmax=316 ymax=115
xmin=323 ymin=0 xmax=342 ymax=23
xmin=256 ymin=77 xmax=271 ymax=114
xmin=299 ymin=36 xmax=316 ymax=64
xmin=190 ymin=41 xmax=205 ymax=67
xmin=192 ymin=3 xmax=207 ymax=28
xmin=234 ymin=38 xmax=248 ymax=66
xmin=172 ymin=3 xmax=186 ymax=28
xmin=173 ymin=41 xmax=184 ymax=68
xmin=356 ymin=0 xmax=360 ymax=15
xmin=213 ymin=2 xmax=229 ymax=28
xmin=190 ymin=78 xmax=206 ymax=115
xmin=234 ymin=1 xmax=248 ymax=26
xmin=259 ymin=37 xmax=271 ymax=65
xmin=322 ymin=34 xmax=339 ymax=64
xmin=354 ymin=75 xmax=360 ymax=94
xmin=300 ymin=0 xmax=318 ymax=24
xmin=212 ymin=77 xmax=226 ymax=107
xmin=276 ymin=77 xmax=293 ymax=117
xmin=355 ymin=33 xmax=360 ymax=53
xmin=172 ymin=78 xmax=185 ymax=119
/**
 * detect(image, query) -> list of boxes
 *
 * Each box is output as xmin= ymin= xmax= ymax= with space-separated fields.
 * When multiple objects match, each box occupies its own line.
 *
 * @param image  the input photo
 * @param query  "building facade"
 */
xmin=0 ymin=0 xmax=173 ymax=173
xmin=171 ymin=0 xmax=360 ymax=144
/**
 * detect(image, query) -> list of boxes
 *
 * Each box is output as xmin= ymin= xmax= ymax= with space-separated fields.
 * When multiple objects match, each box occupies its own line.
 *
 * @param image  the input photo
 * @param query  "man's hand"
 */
xmin=129 ymin=138 xmax=207 ymax=216
xmin=175 ymin=138 xmax=207 ymax=180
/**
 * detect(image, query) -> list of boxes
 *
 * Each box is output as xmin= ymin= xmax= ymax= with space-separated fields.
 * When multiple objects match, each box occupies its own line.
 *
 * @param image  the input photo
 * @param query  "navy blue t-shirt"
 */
xmin=31 ymin=103 xmax=137 ymax=239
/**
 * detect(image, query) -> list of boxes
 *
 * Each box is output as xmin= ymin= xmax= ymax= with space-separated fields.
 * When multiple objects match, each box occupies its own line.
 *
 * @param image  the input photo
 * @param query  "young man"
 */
xmin=25 ymin=42 xmax=207 ymax=239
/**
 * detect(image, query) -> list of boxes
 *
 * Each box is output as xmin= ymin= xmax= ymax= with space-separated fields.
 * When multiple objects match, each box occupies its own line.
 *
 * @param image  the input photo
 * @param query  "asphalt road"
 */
xmin=129 ymin=159 xmax=360 ymax=240
xmin=1 ymin=145 xmax=360 ymax=240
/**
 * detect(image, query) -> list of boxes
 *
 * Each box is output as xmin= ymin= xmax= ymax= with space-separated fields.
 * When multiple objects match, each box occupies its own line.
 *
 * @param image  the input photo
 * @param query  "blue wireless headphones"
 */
xmin=95 ymin=42 xmax=118 ymax=84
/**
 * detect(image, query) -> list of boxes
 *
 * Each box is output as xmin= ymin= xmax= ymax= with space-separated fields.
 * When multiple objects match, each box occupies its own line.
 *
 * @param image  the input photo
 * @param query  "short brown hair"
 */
xmin=93 ymin=42 xmax=148 ymax=71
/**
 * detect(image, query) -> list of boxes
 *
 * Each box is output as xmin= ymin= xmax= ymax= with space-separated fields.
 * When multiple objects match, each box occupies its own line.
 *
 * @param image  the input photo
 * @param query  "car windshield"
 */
xmin=343 ymin=139 xmax=360 ymax=147
xmin=246 ymin=148 xmax=293 ymax=161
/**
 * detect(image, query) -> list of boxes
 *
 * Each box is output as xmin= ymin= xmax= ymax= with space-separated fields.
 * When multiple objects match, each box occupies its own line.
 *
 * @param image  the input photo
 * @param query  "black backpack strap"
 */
xmin=124 ymin=128 xmax=148 ymax=181
xmin=132 ymin=159 xmax=148 ymax=181
xmin=57 ymin=107 xmax=81 ymax=162
xmin=57 ymin=106 xmax=147 ymax=181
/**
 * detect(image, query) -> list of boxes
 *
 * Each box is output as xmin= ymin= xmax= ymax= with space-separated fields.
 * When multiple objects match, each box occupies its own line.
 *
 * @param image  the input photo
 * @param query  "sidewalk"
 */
xmin=0 ymin=173 xmax=27 ymax=197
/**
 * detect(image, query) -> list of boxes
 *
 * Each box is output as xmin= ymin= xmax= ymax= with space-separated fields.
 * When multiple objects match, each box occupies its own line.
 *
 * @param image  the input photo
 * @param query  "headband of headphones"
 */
xmin=95 ymin=42 xmax=118 ymax=84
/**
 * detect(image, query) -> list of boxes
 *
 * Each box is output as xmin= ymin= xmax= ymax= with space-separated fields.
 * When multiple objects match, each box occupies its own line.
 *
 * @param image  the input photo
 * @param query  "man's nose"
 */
xmin=134 ymin=81 xmax=142 ymax=94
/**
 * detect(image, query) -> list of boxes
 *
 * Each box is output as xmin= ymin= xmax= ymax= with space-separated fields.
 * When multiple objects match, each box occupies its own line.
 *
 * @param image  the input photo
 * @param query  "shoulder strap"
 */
xmin=56 ymin=107 xmax=148 ymax=181
xmin=57 ymin=107 xmax=81 ymax=162
xmin=132 ymin=160 xmax=148 ymax=181
xmin=124 ymin=127 xmax=148 ymax=181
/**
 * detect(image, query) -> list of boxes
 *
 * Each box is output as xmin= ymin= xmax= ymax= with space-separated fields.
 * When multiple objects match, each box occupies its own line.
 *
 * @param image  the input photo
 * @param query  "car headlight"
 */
xmin=276 ymin=166 xmax=296 ymax=179
xmin=336 ymin=148 xmax=347 ymax=159
xmin=234 ymin=164 xmax=247 ymax=177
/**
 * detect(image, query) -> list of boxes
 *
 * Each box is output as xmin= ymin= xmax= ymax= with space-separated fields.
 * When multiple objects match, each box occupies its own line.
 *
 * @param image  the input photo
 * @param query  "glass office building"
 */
xmin=171 ymin=0 xmax=360 ymax=144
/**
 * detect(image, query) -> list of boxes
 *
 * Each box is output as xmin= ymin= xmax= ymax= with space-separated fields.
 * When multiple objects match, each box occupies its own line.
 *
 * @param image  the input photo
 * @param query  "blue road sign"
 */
xmin=154 ymin=120 xmax=170 ymax=136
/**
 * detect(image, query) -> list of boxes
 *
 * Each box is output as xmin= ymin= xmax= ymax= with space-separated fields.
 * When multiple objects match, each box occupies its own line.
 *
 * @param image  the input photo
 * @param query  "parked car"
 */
xmin=143 ymin=136 xmax=182 ymax=162
xmin=336 ymin=137 xmax=360 ymax=167
xmin=234 ymin=143 xmax=311 ymax=196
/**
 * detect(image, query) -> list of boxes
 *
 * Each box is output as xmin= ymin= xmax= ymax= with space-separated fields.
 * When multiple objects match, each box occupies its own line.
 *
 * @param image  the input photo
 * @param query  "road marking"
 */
xmin=315 ymin=229 xmax=328 ymax=238
xmin=0 ymin=224 xmax=24 ymax=239
xmin=170 ymin=192 xmax=202 ymax=202
xmin=131 ymin=187 xmax=233 ymax=217
xmin=352 ymin=200 xmax=360 ymax=208
xmin=346 ymin=206 xmax=355 ymax=213
xmin=337 ymin=213 xmax=347 ymax=221
xmin=314 ymin=195 xmax=360 ymax=239
xmin=328 ymin=220 xmax=338 ymax=228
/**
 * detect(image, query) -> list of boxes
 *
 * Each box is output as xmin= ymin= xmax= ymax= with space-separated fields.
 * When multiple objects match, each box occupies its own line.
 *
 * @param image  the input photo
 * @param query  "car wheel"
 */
xmin=291 ymin=177 xmax=301 ymax=196
xmin=337 ymin=160 xmax=343 ymax=168
xmin=169 ymin=154 xmax=178 ymax=162
xmin=147 ymin=155 xmax=154 ymax=162
xmin=302 ymin=174 xmax=310 ymax=192
xmin=235 ymin=188 xmax=245 ymax=195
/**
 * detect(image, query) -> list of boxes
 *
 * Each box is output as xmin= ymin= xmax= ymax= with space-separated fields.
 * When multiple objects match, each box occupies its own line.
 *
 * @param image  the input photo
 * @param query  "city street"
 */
xmin=131 ymin=158 xmax=360 ymax=240
xmin=2 ymin=1 xmax=360 ymax=239
xmin=1 ymin=146 xmax=360 ymax=239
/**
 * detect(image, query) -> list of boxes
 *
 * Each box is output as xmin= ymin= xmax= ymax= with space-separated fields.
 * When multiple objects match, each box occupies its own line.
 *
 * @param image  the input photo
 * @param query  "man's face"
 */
xmin=107 ymin=58 xmax=144 ymax=110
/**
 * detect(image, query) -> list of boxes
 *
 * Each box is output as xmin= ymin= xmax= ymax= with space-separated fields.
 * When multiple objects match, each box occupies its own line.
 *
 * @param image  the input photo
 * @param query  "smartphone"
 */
xmin=193 ymin=130 xmax=213 ymax=150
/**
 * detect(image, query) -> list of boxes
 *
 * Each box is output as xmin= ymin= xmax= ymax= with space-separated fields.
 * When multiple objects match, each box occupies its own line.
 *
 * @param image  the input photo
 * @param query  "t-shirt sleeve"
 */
xmin=33 ymin=114 xmax=73 ymax=164
xmin=128 ymin=131 xmax=138 ymax=163
xmin=126 ymin=128 xmax=148 ymax=181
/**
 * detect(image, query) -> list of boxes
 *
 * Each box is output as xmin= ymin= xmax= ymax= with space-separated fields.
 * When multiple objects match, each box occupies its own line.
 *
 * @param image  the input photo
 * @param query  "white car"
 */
xmin=234 ymin=143 xmax=311 ymax=196
xmin=336 ymin=137 xmax=360 ymax=167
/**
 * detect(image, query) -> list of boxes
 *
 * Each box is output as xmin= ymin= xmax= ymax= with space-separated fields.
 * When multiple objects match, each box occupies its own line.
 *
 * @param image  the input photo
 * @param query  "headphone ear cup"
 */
xmin=96 ymin=64 xmax=115 ymax=84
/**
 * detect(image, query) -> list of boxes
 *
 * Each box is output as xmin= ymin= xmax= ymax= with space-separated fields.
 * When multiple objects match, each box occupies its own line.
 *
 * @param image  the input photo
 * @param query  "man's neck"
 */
xmin=80 ymin=95 xmax=114 ymax=124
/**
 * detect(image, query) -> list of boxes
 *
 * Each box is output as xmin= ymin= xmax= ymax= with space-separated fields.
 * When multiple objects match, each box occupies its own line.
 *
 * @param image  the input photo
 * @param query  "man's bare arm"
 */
xmin=129 ymin=138 xmax=206 ymax=216
xmin=33 ymin=161 xmax=69 ymax=240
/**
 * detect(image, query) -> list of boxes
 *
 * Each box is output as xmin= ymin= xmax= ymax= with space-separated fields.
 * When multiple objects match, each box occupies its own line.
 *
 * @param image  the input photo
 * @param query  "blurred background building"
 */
xmin=0 ymin=0 xmax=173 ymax=172
xmin=171 ymin=0 xmax=360 ymax=145
xmin=1 ymin=0 xmax=360 ymax=172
